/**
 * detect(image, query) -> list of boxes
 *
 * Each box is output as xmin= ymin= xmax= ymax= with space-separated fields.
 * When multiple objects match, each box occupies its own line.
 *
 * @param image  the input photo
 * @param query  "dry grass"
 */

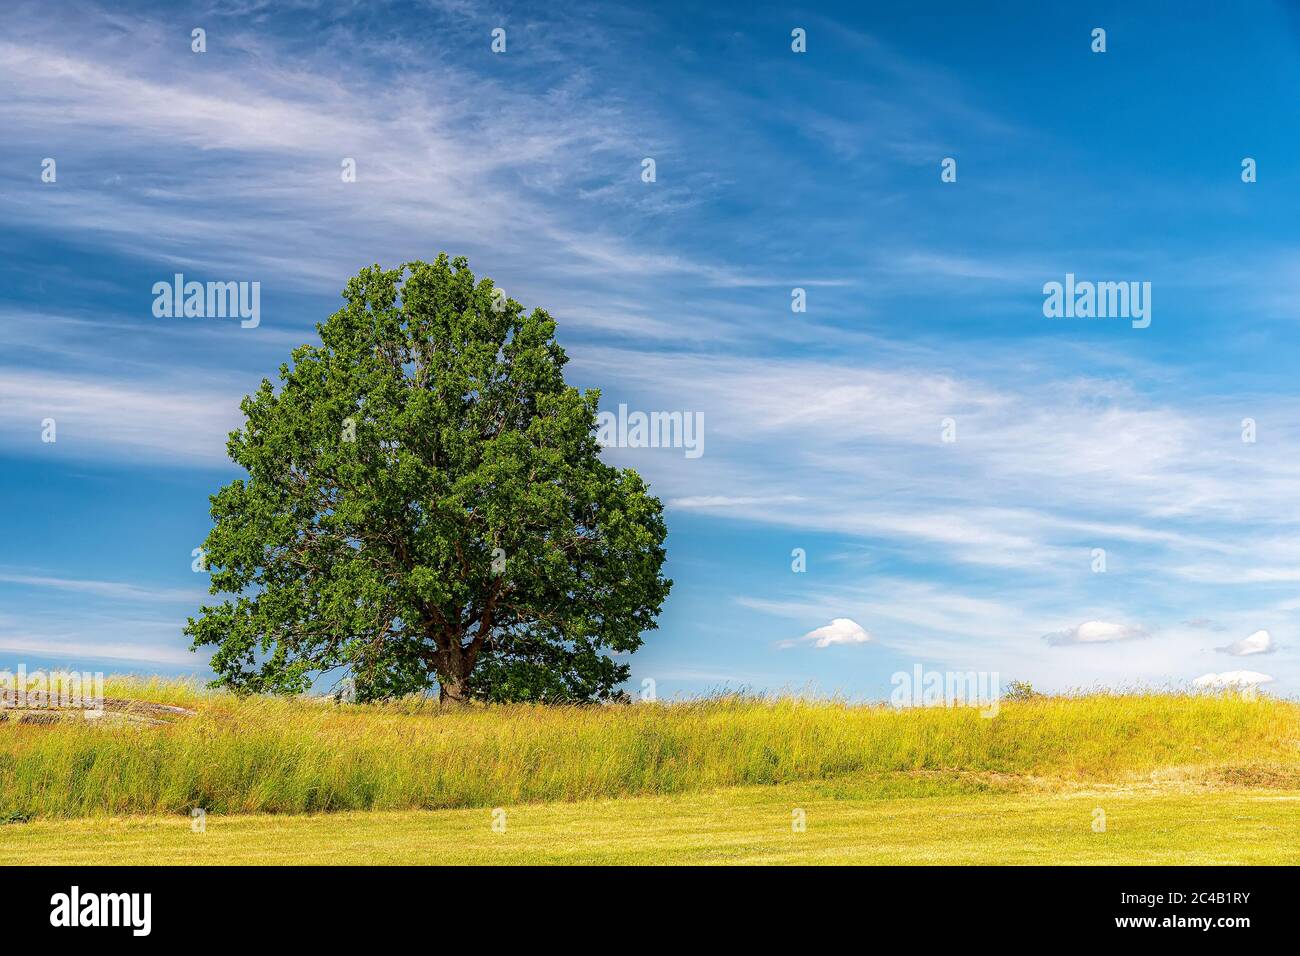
xmin=1 ymin=678 xmax=1297 ymax=820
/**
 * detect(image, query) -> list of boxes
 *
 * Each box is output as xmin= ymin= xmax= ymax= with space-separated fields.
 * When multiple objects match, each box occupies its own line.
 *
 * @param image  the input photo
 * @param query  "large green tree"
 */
xmin=186 ymin=255 xmax=671 ymax=704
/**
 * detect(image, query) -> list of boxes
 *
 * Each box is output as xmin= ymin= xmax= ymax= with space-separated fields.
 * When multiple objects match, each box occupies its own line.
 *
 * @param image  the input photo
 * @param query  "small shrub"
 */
xmin=1002 ymin=680 xmax=1041 ymax=702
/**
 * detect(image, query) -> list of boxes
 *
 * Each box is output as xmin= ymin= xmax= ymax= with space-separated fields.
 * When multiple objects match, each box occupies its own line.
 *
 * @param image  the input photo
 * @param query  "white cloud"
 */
xmin=784 ymin=618 xmax=873 ymax=649
xmin=1044 ymin=620 xmax=1147 ymax=646
xmin=573 ymin=343 xmax=1300 ymax=597
xmin=1217 ymin=629 xmax=1274 ymax=657
xmin=1193 ymin=670 xmax=1275 ymax=689
xmin=0 ymin=22 xmax=781 ymax=297
xmin=0 ymin=633 xmax=201 ymax=667
xmin=669 ymin=494 xmax=806 ymax=509
xmin=0 ymin=368 xmax=241 ymax=464
xmin=0 ymin=572 xmax=207 ymax=604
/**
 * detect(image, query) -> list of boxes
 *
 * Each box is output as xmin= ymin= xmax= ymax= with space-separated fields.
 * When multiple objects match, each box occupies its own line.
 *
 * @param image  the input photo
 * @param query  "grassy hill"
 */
xmin=3 ymin=679 xmax=1299 ymax=864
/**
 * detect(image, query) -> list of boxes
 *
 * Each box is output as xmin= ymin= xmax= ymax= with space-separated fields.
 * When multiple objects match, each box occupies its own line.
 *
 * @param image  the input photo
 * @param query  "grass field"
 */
xmin=5 ymin=781 xmax=1300 ymax=865
xmin=3 ymin=679 xmax=1299 ymax=864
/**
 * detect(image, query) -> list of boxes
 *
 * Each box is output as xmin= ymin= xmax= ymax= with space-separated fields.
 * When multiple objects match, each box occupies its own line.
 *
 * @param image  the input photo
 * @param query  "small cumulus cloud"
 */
xmin=780 ymin=617 xmax=872 ymax=649
xmin=1193 ymin=670 xmax=1274 ymax=689
xmin=1043 ymin=620 xmax=1146 ymax=646
xmin=1217 ymin=629 xmax=1274 ymax=656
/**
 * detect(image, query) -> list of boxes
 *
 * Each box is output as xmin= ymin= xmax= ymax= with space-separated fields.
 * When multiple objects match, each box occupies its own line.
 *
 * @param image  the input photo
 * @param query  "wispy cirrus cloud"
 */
xmin=0 ymin=571 xmax=207 ymax=604
xmin=0 ymin=632 xmax=201 ymax=667
xmin=0 ymin=367 xmax=242 ymax=464
xmin=1043 ymin=621 xmax=1147 ymax=647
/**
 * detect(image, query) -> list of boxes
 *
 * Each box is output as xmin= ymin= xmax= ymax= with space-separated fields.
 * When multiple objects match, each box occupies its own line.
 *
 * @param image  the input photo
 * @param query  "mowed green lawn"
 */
xmin=6 ymin=777 xmax=1300 ymax=865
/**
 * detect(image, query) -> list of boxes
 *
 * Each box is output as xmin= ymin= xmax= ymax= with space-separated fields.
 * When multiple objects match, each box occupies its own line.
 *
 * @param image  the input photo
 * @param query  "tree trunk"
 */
xmin=439 ymin=675 xmax=469 ymax=705
xmin=438 ymin=648 xmax=471 ymax=706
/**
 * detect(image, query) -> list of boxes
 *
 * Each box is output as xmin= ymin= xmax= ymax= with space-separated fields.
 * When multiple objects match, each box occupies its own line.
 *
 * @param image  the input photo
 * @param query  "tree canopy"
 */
xmin=185 ymin=254 xmax=671 ymax=703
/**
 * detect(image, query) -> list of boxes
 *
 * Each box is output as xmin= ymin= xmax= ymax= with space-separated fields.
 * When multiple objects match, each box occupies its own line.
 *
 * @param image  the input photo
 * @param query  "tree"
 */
xmin=185 ymin=254 xmax=671 ymax=704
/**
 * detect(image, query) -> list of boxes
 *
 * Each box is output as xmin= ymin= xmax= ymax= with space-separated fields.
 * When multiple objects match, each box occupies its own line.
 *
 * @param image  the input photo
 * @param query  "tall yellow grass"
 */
xmin=1 ymin=678 xmax=1296 ymax=818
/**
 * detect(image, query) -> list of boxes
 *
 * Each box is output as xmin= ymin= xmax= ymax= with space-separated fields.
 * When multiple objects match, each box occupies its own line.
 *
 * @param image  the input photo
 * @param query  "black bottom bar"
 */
xmin=1 ymin=865 xmax=1291 ymax=941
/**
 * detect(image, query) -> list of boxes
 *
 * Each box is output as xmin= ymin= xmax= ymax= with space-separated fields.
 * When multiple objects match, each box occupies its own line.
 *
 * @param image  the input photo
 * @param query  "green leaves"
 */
xmin=186 ymin=254 xmax=671 ymax=703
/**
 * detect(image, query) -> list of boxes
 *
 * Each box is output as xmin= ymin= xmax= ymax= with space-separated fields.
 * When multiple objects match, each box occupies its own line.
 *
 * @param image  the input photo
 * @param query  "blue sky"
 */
xmin=3 ymin=0 xmax=1300 ymax=698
